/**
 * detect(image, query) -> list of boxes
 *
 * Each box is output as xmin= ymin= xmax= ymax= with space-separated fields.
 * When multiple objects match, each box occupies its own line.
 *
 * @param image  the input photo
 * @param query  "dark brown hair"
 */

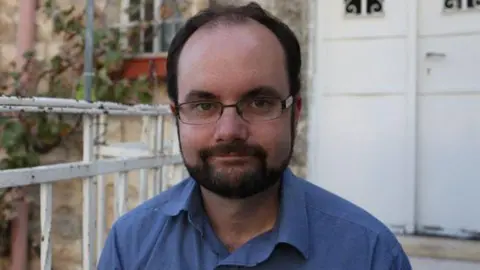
xmin=166 ymin=2 xmax=302 ymax=104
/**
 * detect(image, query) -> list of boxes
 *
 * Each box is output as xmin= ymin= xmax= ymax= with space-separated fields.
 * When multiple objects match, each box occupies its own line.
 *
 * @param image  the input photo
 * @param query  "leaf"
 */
xmin=23 ymin=50 xmax=36 ymax=60
xmin=0 ymin=117 xmax=9 ymax=127
xmin=0 ymin=121 xmax=25 ymax=149
xmin=98 ymin=68 xmax=112 ymax=85
xmin=50 ymin=55 xmax=63 ymax=71
xmin=58 ymin=122 xmax=72 ymax=137
xmin=105 ymin=51 xmax=123 ymax=69
xmin=75 ymin=81 xmax=97 ymax=101
xmin=53 ymin=16 xmax=64 ymax=33
xmin=25 ymin=153 xmax=40 ymax=167
xmin=9 ymin=72 xmax=21 ymax=80
xmin=138 ymin=91 xmax=153 ymax=104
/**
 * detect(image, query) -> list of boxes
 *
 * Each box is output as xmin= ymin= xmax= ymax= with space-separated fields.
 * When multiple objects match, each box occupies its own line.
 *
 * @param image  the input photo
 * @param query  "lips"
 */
xmin=209 ymin=153 xmax=254 ymax=163
xmin=199 ymin=142 xmax=267 ymax=162
xmin=216 ymin=152 xmax=250 ymax=157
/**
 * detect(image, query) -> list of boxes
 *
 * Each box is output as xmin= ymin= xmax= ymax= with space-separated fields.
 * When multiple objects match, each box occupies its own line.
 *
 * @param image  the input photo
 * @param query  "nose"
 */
xmin=213 ymin=106 xmax=249 ymax=142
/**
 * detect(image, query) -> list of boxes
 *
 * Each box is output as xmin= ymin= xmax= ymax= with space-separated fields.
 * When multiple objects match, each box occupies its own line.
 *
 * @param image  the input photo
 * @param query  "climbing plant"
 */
xmin=0 ymin=0 xmax=182 ymax=257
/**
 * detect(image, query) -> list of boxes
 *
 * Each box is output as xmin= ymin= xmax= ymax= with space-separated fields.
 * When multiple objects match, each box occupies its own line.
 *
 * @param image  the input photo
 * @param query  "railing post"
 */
xmin=139 ymin=116 xmax=150 ymax=202
xmin=154 ymin=115 xmax=165 ymax=194
xmin=82 ymin=114 xmax=97 ymax=270
xmin=96 ymin=114 xmax=107 ymax=264
xmin=40 ymin=183 xmax=52 ymax=270
xmin=171 ymin=117 xmax=185 ymax=182
xmin=83 ymin=0 xmax=97 ymax=267
xmin=0 ymin=95 xmax=183 ymax=267
xmin=114 ymin=172 xmax=128 ymax=219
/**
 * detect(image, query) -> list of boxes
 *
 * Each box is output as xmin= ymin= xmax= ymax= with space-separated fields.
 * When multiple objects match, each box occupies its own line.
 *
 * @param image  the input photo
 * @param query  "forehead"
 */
xmin=177 ymin=20 xmax=289 ymax=102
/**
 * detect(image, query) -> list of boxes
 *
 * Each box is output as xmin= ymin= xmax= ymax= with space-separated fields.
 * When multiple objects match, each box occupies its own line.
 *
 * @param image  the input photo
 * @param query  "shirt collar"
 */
xmin=162 ymin=168 xmax=310 ymax=259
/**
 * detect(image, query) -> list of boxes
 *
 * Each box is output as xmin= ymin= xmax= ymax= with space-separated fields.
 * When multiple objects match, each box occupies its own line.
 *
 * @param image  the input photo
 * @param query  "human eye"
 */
xmin=193 ymin=102 xmax=215 ymax=111
xmin=250 ymin=98 xmax=276 ymax=110
xmin=184 ymin=102 xmax=220 ymax=117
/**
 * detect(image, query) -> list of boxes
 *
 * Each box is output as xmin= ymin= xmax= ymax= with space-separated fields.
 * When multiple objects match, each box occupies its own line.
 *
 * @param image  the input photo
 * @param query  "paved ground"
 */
xmin=410 ymin=256 xmax=480 ymax=270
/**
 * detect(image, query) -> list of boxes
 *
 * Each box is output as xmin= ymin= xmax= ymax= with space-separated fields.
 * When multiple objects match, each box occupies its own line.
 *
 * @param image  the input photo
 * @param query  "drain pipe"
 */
xmin=11 ymin=0 xmax=37 ymax=269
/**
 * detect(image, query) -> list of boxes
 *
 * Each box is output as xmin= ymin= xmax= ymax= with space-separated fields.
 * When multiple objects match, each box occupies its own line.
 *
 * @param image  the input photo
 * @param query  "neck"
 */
xmin=200 ymin=182 xmax=281 ymax=252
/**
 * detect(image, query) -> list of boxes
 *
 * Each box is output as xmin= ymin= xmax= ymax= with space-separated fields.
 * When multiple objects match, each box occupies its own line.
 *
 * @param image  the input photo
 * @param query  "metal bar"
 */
xmin=0 ymin=106 xmax=171 ymax=115
xmin=84 ymin=0 xmax=94 ymax=103
xmin=153 ymin=0 xmax=160 ymax=52
xmin=140 ymin=0 xmax=145 ymax=53
xmin=0 ymin=96 xmax=170 ymax=113
xmin=83 ymin=0 xmax=96 ymax=263
xmin=40 ymin=183 xmax=52 ymax=270
xmin=0 ymin=155 xmax=183 ymax=188
xmin=115 ymin=172 xmax=128 ymax=219
xmin=97 ymin=142 xmax=154 ymax=158
xmin=96 ymin=115 xmax=107 ymax=265
xmin=82 ymin=114 xmax=96 ymax=270
xmin=154 ymin=115 xmax=165 ymax=193
xmin=160 ymin=116 xmax=175 ymax=190
xmin=139 ymin=116 xmax=150 ymax=202
xmin=171 ymin=119 xmax=184 ymax=186
xmin=139 ymin=169 xmax=149 ymax=202
xmin=120 ymin=0 xmax=130 ymax=49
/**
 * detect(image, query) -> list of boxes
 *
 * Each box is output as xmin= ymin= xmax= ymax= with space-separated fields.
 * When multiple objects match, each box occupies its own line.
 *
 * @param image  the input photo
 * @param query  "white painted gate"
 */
xmin=309 ymin=0 xmax=480 ymax=238
xmin=0 ymin=96 xmax=185 ymax=270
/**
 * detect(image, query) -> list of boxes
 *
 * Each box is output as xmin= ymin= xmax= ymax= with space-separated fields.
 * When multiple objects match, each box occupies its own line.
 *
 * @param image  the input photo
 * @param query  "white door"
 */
xmin=417 ymin=0 xmax=480 ymax=238
xmin=309 ymin=0 xmax=480 ymax=238
xmin=309 ymin=0 xmax=415 ymax=233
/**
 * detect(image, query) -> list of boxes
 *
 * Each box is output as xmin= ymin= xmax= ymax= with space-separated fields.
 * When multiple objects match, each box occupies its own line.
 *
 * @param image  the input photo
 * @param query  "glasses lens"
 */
xmin=240 ymin=97 xmax=282 ymax=122
xmin=178 ymin=101 xmax=222 ymax=124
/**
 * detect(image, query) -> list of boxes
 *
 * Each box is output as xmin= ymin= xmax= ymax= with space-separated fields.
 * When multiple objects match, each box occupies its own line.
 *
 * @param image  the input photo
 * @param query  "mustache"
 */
xmin=199 ymin=141 xmax=267 ymax=160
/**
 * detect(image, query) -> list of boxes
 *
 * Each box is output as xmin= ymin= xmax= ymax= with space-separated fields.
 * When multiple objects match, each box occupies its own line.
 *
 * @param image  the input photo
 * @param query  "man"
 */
xmin=98 ymin=2 xmax=412 ymax=269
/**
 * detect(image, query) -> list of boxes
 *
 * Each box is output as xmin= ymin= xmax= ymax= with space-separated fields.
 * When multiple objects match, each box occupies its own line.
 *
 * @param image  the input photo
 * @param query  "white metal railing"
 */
xmin=0 ymin=95 xmax=186 ymax=270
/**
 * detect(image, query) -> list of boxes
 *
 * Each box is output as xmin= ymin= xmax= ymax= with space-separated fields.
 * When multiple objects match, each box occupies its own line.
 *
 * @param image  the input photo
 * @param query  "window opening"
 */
xmin=345 ymin=0 xmax=384 ymax=17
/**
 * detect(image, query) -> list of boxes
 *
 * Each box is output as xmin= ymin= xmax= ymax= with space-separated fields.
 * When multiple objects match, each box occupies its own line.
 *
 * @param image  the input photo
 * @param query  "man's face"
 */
xmin=174 ymin=21 xmax=301 ymax=199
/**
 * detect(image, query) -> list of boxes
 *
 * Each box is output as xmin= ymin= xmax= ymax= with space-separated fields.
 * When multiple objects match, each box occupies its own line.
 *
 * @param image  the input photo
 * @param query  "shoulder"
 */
xmin=99 ymin=178 xmax=194 ymax=269
xmin=294 ymin=177 xmax=408 ymax=263
xmin=110 ymin=178 xmax=193 ymax=240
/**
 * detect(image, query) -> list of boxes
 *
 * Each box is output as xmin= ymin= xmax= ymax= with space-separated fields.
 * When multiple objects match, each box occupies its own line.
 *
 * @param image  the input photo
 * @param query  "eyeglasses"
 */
xmin=174 ymin=95 xmax=294 ymax=125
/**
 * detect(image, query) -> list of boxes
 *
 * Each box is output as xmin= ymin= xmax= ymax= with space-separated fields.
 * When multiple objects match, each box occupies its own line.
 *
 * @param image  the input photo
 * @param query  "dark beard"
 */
xmin=183 ymin=140 xmax=291 ymax=199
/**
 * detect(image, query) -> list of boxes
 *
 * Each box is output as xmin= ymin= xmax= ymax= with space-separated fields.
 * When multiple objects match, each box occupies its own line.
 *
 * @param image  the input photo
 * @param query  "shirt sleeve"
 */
xmin=371 ymin=230 xmax=413 ymax=270
xmin=389 ymin=247 xmax=413 ymax=270
xmin=98 ymin=224 xmax=124 ymax=270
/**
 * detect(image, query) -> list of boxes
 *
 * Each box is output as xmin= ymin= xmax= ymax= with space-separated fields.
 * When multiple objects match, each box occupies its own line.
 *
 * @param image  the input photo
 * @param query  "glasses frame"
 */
xmin=174 ymin=95 xmax=294 ymax=125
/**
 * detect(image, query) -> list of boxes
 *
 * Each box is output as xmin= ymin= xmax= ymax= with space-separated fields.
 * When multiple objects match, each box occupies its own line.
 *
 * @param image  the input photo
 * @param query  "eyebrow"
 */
xmin=181 ymin=86 xmax=283 ymax=103
xmin=182 ymin=90 xmax=218 ymax=103
xmin=245 ymin=86 xmax=282 ymax=98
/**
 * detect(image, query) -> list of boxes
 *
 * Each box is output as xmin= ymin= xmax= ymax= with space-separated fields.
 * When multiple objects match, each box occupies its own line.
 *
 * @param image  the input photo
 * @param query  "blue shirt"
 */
xmin=98 ymin=168 xmax=412 ymax=269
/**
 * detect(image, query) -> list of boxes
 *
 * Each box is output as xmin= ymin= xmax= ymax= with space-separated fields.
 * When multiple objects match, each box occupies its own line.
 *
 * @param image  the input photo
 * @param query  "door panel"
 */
xmin=419 ymin=35 xmax=480 ymax=94
xmin=322 ymin=0 xmax=408 ymax=39
xmin=417 ymin=96 xmax=480 ymax=235
xmin=323 ymin=39 xmax=407 ymax=94
xmin=309 ymin=0 xmax=413 ymax=232
xmin=313 ymin=96 xmax=410 ymax=227
xmin=417 ymin=0 xmax=480 ymax=237
xmin=419 ymin=0 xmax=480 ymax=36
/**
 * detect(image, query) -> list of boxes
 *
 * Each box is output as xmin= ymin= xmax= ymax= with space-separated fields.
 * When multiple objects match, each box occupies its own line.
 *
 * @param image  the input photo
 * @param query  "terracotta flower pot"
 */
xmin=121 ymin=55 xmax=167 ymax=80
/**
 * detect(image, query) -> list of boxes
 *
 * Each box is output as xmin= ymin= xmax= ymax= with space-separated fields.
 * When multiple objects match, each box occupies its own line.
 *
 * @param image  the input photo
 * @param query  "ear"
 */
xmin=293 ymin=95 xmax=302 ymax=123
xmin=170 ymin=102 xmax=177 ymax=115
